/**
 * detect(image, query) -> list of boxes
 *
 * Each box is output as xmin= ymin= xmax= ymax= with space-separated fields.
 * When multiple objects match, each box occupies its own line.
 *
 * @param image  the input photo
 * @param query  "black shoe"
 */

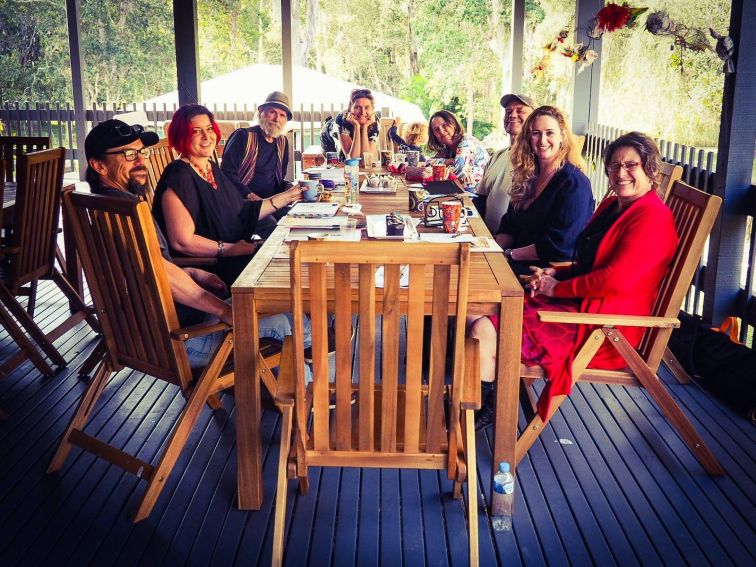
xmin=475 ymin=383 xmax=496 ymax=431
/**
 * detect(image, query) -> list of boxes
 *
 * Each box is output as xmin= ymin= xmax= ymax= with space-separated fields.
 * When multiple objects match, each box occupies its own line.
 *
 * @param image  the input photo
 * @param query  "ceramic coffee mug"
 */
xmin=408 ymin=189 xmax=430 ymax=212
xmin=441 ymin=200 xmax=463 ymax=233
xmin=432 ymin=164 xmax=449 ymax=181
xmin=300 ymin=180 xmax=322 ymax=202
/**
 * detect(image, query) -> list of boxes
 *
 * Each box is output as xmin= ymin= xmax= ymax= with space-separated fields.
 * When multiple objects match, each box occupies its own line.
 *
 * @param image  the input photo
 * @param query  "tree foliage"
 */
xmin=0 ymin=0 xmax=731 ymax=147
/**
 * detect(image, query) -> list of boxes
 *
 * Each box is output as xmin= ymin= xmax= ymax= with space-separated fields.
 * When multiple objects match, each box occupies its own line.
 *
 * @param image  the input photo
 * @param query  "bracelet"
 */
xmin=216 ymin=240 xmax=225 ymax=258
xmin=269 ymin=197 xmax=280 ymax=211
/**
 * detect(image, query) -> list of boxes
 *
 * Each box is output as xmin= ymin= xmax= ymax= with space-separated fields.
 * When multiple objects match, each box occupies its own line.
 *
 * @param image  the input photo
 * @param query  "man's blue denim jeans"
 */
xmin=185 ymin=312 xmax=312 ymax=370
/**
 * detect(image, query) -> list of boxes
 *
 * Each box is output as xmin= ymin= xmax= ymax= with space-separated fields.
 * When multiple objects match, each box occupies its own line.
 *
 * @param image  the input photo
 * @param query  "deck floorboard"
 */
xmin=1 ymin=281 xmax=754 ymax=566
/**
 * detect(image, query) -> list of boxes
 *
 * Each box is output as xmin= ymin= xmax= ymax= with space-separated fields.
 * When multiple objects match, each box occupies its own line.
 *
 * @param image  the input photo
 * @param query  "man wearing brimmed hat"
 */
xmin=475 ymin=93 xmax=536 ymax=233
xmin=221 ymin=91 xmax=293 ymax=205
xmin=83 ymin=119 xmax=303 ymax=368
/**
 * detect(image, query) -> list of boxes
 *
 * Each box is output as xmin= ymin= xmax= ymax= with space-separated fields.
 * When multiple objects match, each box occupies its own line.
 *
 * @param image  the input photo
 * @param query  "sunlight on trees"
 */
xmin=0 ymin=0 xmax=730 ymax=148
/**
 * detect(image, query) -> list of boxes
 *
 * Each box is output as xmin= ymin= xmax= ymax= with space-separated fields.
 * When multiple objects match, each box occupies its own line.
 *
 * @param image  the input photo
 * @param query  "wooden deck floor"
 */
xmin=1 ymin=281 xmax=754 ymax=566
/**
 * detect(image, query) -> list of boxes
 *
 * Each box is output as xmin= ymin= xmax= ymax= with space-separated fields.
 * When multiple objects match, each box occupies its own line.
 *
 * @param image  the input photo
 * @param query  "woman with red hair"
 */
xmin=153 ymin=104 xmax=302 ymax=286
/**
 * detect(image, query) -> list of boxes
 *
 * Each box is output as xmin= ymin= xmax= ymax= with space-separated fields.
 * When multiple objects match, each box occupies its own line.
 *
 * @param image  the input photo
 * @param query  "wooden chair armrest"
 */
xmin=171 ymin=321 xmax=230 ymax=340
xmin=537 ymin=311 xmax=680 ymax=328
xmin=461 ymin=337 xmax=481 ymax=410
xmin=172 ymin=256 xmax=218 ymax=267
xmin=0 ymin=245 xmax=20 ymax=255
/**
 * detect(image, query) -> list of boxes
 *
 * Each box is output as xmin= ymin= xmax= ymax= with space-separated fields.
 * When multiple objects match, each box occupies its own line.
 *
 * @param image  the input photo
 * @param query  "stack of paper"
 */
xmin=285 ymin=202 xmax=341 ymax=218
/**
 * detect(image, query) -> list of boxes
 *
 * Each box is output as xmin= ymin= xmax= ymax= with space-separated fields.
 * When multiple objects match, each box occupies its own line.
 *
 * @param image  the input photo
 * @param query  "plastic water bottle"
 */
xmin=492 ymin=462 xmax=514 ymax=531
xmin=344 ymin=158 xmax=360 ymax=204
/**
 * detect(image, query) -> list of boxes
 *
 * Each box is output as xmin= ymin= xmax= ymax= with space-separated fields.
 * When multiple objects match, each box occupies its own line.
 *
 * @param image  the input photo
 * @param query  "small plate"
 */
xmin=365 ymin=214 xmax=418 ymax=240
xmin=360 ymin=179 xmax=397 ymax=194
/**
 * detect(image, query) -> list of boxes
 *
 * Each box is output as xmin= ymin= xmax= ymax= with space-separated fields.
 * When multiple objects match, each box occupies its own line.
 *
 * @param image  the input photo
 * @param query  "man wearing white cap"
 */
xmin=475 ymin=93 xmax=536 ymax=233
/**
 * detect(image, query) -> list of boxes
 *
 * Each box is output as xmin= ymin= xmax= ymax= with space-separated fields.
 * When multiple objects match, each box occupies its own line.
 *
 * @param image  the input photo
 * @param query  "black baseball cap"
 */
xmin=85 ymin=119 xmax=159 ymax=160
xmin=500 ymin=93 xmax=536 ymax=109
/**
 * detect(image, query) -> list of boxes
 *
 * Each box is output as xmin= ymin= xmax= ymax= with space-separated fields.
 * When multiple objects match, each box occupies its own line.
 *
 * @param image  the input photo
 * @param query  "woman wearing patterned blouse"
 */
xmin=427 ymin=110 xmax=489 ymax=192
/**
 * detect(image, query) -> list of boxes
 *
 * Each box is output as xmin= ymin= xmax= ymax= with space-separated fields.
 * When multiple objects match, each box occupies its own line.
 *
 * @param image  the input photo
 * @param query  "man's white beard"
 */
xmin=260 ymin=119 xmax=285 ymax=138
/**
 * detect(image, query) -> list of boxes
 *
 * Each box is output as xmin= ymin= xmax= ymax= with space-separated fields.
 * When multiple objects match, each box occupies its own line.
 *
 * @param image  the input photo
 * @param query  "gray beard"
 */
xmin=259 ymin=121 xmax=284 ymax=138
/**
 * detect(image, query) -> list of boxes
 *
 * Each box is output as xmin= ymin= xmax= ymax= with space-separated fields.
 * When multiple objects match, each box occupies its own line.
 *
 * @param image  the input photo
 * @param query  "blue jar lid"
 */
xmin=345 ymin=158 xmax=360 ymax=165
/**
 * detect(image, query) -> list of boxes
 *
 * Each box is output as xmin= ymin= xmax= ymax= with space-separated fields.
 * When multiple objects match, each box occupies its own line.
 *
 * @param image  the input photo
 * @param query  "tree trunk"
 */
xmin=301 ymin=0 xmax=318 ymax=67
xmin=291 ymin=0 xmax=301 ymax=66
xmin=407 ymin=0 xmax=419 ymax=76
xmin=466 ymin=69 xmax=475 ymax=133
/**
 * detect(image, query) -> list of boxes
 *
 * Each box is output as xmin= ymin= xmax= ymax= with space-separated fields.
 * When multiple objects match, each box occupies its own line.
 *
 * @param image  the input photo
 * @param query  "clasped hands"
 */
xmin=519 ymin=266 xmax=558 ymax=297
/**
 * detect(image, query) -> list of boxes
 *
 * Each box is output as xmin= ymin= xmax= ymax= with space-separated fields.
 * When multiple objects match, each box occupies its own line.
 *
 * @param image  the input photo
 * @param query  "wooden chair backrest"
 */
xmin=62 ymin=190 xmax=192 ymax=388
xmin=287 ymin=241 xmax=471 ymax=462
xmin=379 ymin=117 xmax=395 ymax=152
xmin=656 ymin=161 xmax=683 ymax=201
xmin=5 ymin=147 xmax=65 ymax=289
xmin=0 ymin=135 xmax=51 ymax=183
xmin=145 ymin=138 xmax=177 ymax=207
xmin=639 ymin=181 xmax=721 ymax=370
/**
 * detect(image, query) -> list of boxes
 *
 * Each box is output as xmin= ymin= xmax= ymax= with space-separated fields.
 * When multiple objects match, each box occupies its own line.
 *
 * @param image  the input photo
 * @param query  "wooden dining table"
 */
xmin=232 ymin=170 xmax=524 ymax=517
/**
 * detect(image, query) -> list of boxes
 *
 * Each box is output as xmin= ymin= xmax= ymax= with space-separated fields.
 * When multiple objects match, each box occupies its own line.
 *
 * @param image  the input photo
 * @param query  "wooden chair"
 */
xmin=272 ymin=241 xmax=481 ymax=566
xmin=0 ymin=135 xmax=51 ymax=183
xmin=379 ymin=116 xmax=396 ymax=152
xmin=518 ymin=180 xmax=724 ymax=476
xmin=0 ymin=148 xmax=96 ymax=379
xmin=656 ymin=160 xmax=684 ymax=200
xmin=48 ymin=191 xmax=284 ymax=522
xmin=145 ymin=138 xmax=177 ymax=207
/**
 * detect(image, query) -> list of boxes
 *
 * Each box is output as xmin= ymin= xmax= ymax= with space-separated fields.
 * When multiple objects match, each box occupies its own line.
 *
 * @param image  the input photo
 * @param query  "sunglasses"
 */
xmin=113 ymin=124 xmax=146 ymax=137
xmin=103 ymin=147 xmax=152 ymax=161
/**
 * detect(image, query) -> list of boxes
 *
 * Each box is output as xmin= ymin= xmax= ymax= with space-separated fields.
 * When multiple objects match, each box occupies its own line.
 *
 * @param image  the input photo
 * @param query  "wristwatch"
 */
xmin=503 ymin=248 xmax=514 ymax=261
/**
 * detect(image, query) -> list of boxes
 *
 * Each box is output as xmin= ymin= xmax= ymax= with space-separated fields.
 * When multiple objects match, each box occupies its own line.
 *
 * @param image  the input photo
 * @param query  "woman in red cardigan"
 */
xmin=472 ymin=132 xmax=679 ymax=429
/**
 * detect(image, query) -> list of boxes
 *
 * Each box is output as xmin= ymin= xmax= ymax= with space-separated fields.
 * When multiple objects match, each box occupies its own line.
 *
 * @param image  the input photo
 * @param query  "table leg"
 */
xmin=491 ymin=296 xmax=523 ymax=517
xmin=235 ymin=292 xmax=263 ymax=509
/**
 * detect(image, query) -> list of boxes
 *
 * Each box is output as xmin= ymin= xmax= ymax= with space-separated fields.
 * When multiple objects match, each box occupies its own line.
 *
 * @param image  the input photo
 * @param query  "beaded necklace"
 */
xmin=187 ymin=157 xmax=218 ymax=190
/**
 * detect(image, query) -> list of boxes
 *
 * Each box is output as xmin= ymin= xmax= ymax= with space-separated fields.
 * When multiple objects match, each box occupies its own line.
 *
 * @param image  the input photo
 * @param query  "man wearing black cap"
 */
xmin=475 ymin=93 xmax=536 ymax=233
xmin=221 ymin=91 xmax=293 ymax=203
xmin=84 ymin=119 xmax=302 ymax=367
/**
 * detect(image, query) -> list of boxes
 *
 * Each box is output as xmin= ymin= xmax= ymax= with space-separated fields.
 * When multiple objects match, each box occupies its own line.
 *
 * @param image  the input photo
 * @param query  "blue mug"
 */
xmin=300 ymin=180 xmax=322 ymax=202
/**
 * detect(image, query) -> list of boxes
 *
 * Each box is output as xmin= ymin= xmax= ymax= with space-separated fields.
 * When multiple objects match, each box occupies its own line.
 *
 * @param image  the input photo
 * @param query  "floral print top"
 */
xmin=436 ymin=134 xmax=489 ymax=192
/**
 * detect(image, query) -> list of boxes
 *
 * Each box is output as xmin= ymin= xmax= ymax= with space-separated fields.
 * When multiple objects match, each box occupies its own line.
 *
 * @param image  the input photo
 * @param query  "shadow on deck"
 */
xmin=0 ymin=282 xmax=754 ymax=566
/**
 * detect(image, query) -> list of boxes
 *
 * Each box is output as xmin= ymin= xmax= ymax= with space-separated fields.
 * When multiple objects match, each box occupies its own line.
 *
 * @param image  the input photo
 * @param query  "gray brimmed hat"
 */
xmin=259 ymin=91 xmax=293 ymax=120
xmin=500 ymin=93 xmax=536 ymax=109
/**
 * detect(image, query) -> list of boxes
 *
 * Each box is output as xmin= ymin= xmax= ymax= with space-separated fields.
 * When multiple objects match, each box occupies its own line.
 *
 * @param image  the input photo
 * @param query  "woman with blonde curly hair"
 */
xmin=388 ymin=117 xmax=428 ymax=160
xmin=494 ymin=105 xmax=593 ymax=276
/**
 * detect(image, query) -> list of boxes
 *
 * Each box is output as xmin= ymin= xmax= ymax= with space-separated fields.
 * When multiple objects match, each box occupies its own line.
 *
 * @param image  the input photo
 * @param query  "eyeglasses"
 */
xmin=113 ymin=124 xmax=145 ymax=137
xmin=103 ymin=147 xmax=152 ymax=161
xmin=607 ymin=161 xmax=641 ymax=173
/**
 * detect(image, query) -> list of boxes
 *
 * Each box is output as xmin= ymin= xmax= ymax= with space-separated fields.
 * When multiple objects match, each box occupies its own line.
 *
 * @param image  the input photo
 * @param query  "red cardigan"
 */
xmin=535 ymin=190 xmax=678 ymax=419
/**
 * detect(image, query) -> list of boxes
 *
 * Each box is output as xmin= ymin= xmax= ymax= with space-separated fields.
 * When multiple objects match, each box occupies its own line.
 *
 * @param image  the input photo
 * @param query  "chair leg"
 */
xmin=663 ymin=347 xmax=693 ymax=384
xmin=0 ymin=283 xmax=66 ymax=368
xmin=47 ymin=360 xmax=112 ymax=473
xmin=464 ymin=408 xmax=479 ymax=567
xmin=26 ymin=280 xmax=37 ymax=317
xmin=51 ymin=268 xmax=99 ymax=328
xmin=79 ymin=339 xmax=106 ymax=377
xmin=134 ymin=334 xmax=234 ymax=522
xmin=0 ymin=301 xmax=53 ymax=377
xmin=608 ymin=330 xmax=725 ymax=476
xmin=272 ymin=402 xmax=294 ymax=567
